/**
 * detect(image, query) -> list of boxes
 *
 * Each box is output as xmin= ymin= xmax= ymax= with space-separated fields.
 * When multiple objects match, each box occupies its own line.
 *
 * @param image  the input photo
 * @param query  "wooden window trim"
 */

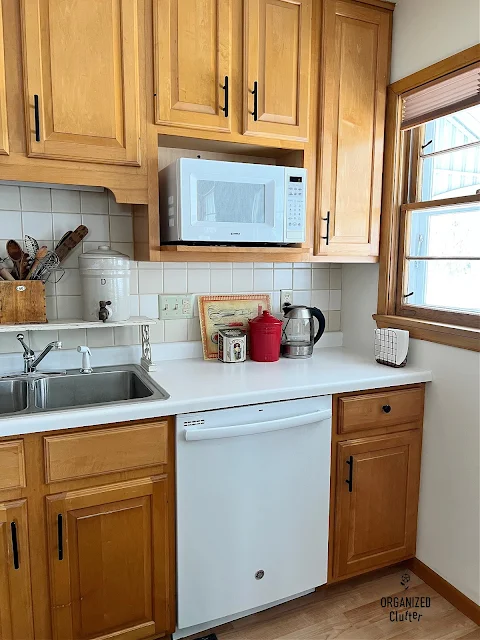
xmin=376 ymin=44 xmax=480 ymax=353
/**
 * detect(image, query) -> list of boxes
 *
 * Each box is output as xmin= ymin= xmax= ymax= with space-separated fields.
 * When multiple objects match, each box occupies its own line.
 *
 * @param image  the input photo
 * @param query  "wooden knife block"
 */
xmin=0 ymin=281 xmax=47 ymax=324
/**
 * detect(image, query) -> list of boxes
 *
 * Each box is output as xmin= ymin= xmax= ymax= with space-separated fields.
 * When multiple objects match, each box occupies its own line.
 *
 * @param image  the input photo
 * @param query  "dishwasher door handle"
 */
xmin=184 ymin=409 xmax=331 ymax=441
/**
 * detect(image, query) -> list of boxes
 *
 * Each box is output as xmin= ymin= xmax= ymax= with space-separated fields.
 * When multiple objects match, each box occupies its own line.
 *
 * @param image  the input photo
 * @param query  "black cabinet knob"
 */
xmin=382 ymin=404 xmax=392 ymax=413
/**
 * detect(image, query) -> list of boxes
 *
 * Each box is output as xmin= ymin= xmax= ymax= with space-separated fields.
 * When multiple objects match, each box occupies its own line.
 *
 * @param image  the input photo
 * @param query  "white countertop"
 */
xmin=0 ymin=347 xmax=432 ymax=438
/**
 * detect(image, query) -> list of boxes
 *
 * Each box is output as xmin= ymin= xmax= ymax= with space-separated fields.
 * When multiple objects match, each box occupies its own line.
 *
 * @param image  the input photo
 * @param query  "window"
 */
xmin=376 ymin=49 xmax=480 ymax=351
xmin=399 ymin=105 xmax=480 ymax=328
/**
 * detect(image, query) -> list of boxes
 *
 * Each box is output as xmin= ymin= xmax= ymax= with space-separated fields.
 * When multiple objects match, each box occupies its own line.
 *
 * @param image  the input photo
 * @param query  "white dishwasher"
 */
xmin=176 ymin=396 xmax=332 ymax=633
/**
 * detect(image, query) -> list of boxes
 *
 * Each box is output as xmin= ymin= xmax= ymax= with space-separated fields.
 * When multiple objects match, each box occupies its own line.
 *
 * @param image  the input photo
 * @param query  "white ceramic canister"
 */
xmin=79 ymin=245 xmax=131 ymax=321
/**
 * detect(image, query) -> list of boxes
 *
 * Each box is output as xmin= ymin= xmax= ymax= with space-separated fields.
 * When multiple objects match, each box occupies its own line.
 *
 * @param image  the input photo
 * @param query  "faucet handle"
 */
xmin=16 ymin=333 xmax=34 ymax=356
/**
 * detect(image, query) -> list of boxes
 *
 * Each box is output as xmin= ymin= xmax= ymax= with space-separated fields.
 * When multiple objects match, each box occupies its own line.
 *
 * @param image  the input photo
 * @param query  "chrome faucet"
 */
xmin=16 ymin=333 xmax=62 ymax=374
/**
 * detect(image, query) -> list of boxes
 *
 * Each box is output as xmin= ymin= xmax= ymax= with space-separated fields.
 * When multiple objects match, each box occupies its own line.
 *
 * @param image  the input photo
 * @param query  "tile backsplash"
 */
xmin=0 ymin=183 xmax=342 ymax=354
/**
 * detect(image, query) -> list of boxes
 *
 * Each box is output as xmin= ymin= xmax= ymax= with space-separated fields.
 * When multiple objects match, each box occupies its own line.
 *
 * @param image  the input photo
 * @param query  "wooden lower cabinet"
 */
xmin=46 ymin=476 xmax=171 ymax=640
xmin=0 ymin=499 xmax=34 ymax=640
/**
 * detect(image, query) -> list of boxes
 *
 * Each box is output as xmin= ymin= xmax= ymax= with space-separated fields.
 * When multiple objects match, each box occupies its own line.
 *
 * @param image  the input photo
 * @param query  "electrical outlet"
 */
xmin=159 ymin=295 xmax=194 ymax=320
xmin=280 ymin=289 xmax=293 ymax=309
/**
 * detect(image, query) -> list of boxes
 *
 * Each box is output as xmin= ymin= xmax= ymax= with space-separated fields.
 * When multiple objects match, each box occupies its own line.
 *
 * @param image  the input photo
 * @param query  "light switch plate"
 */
xmin=159 ymin=294 xmax=194 ymax=320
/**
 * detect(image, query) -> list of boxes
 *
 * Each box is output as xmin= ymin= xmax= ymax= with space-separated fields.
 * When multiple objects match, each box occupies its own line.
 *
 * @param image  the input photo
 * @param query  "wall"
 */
xmin=0 ymin=183 xmax=342 ymax=354
xmin=341 ymin=0 xmax=480 ymax=604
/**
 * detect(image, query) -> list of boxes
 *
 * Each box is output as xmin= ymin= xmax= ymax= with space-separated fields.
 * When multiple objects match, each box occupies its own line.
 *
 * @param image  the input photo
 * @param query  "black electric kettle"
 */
xmin=281 ymin=303 xmax=326 ymax=358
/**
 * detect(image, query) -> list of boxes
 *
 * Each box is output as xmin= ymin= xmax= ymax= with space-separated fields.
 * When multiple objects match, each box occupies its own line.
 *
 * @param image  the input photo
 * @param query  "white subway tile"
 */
xmin=293 ymin=290 xmax=311 ymax=306
xmin=164 ymin=318 xmax=188 ymax=342
xmin=110 ymin=215 xmax=133 ymax=243
xmin=210 ymin=262 xmax=232 ymax=269
xmin=86 ymin=328 xmax=114 ymax=348
xmin=111 ymin=242 xmax=134 ymax=259
xmin=293 ymin=268 xmax=311 ymax=290
xmin=164 ymin=262 xmax=186 ymax=269
xmin=22 ymin=211 xmax=53 ymax=240
xmin=0 ymin=185 xmax=21 ymax=210
xmin=108 ymin=191 xmax=132 ymax=215
xmin=330 ymin=263 xmax=341 ymax=269
xmin=130 ymin=295 xmax=140 ymax=316
xmin=274 ymin=262 xmax=292 ymax=269
xmin=311 ymin=290 xmax=329 ymax=311
xmin=139 ymin=294 xmax=159 ymax=319
xmin=51 ymin=189 xmax=80 ymax=213
xmin=56 ymin=295 xmax=82 ymax=319
xmin=187 ymin=269 xmax=210 ymax=293
xmin=114 ymin=326 xmax=140 ymax=346
xmin=58 ymin=329 xmax=87 ymax=350
xmin=53 ymin=213 xmax=81 ymax=241
xmin=130 ymin=270 xmax=139 ymax=295
xmin=187 ymin=317 xmax=202 ymax=341
xmin=233 ymin=262 xmax=253 ymax=269
xmin=328 ymin=310 xmax=341 ymax=331
xmin=61 ymin=243 xmax=83 ymax=269
xmin=210 ymin=269 xmax=232 ymax=293
xmin=20 ymin=187 xmax=51 ymax=212
xmin=330 ymin=267 xmax=342 ymax=289
xmin=149 ymin=321 xmax=165 ymax=343
xmin=329 ymin=290 xmax=342 ymax=311
xmin=82 ymin=214 xmax=109 ymax=242
xmin=56 ymin=269 xmax=81 ymax=296
xmin=293 ymin=262 xmax=310 ymax=269
xmin=232 ymin=268 xmax=253 ymax=292
xmin=187 ymin=262 xmax=210 ymax=269
xmin=253 ymin=269 xmax=273 ymax=292
xmin=0 ymin=332 xmax=25 ymax=353
xmin=30 ymin=330 xmax=59 ymax=352
xmin=270 ymin=290 xmax=280 ymax=313
xmin=254 ymin=262 xmax=273 ymax=269
xmin=80 ymin=190 xmax=108 ymax=214
xmin=46 ymin=297 xmax=57 ymax=320
xmin=0 ymin=211 xmax=22 ymax=238
xmin=164 ymin=269 xmax=187 ymax=294
xmin=312 ymin=269 xmax=330 ymax=290
xmin=273 ymin=269 xmax=292 ymax=290
xmin=312 ymin=262 xmax=330 ymax=268
xmin=138 ymin=261 xmax=163 ymax=269
xmin=138 ymin=269 xmax=163 ymax=294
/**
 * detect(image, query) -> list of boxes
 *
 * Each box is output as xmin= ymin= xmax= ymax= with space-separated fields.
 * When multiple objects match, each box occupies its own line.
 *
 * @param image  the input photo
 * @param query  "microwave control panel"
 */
xmin=285 ymin=169 xmax=307 ymax=242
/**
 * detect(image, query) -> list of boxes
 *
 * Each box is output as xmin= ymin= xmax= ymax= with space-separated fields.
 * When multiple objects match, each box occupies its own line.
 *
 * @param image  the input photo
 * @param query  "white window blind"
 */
xmin=401 ymin=63 xmax=480 ymax=130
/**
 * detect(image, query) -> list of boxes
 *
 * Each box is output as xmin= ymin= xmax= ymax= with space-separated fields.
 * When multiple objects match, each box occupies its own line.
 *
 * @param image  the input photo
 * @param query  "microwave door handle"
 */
xmin=184 ymin=409 xmax=332 ymax=441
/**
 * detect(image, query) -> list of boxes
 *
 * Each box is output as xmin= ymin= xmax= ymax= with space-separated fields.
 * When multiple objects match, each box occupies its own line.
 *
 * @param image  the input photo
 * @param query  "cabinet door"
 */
xmin=333 ymin=431 xmax=421 ymax=579
xmin=0 ymin=0 xmax=8 ymax=155
xmin=0 ymin=500 xmax=34 ymax=640
xmin=154 ymin=0 xmax=232 ymax=133
xmin=46 ymin=477 xmax=172 ymax=640
xmin=317 ymin=0 xmax=390 ymax=256
xmin=21 ymin=0 xmax=141 ymax=165
xmin=244 ymin=0 xmax=312 ymax=141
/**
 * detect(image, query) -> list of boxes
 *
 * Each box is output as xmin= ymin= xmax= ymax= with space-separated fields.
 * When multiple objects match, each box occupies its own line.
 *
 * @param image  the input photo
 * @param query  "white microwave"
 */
xmin=159 ymin=158 xmax=306 ymax=244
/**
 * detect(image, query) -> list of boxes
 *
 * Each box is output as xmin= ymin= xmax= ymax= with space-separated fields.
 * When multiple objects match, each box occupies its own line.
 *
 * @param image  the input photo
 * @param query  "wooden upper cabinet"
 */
xmin=0 ymin=0 xmax=9 ymax=155
xmin=244 ymin=0 xmax=312 ymax=142
xmin=154 ymin=0 xmax=232 ymax=132
xmin=46 ymin=477 xmax=171 ymax=640
xmin=0 ymin=500 xmax=34 ymax=640
xmin=316 ymin=0 xmax=391 ymax=256
xmin=333 ymin=431 xmax=421 ymax=579
xmin=20 ymin=0 xmax=141 ymax=166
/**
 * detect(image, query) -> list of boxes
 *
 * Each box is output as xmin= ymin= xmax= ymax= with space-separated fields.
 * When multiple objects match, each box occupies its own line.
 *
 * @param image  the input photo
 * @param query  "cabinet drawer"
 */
xmin=44 ymin=421 xmax=168 ymax=483
xmin=0 ymin=441 xmax=26 ymax=490
xmin=338 ymin=388 xmax=423 ymax=434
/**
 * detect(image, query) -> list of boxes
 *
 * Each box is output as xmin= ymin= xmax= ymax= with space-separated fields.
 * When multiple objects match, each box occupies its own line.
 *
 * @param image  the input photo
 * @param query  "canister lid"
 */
xmin=79 ymin=245 xmax=130 ymax=270
xmin=249 ymin=310 xmax=282 ymax=325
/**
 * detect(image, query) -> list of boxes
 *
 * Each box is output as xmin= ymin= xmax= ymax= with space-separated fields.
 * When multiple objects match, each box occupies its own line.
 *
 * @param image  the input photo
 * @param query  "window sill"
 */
xmin=373 ymin=315 xmax=480 ymax=352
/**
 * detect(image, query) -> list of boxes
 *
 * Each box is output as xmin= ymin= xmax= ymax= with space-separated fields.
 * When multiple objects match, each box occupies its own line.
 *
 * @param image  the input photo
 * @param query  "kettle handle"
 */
xmin=310 ymin=307 xmax=326 ymax=344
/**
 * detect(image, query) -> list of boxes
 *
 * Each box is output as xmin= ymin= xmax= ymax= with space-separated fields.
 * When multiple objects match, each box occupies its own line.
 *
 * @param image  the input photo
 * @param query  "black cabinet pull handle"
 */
xmin=250 ymin=81 xmax=258 ymax=121
xmin=34 ymin=94 xmax=40 ymax=142
xmin=10 ymin=522 xmax=19 ymax=570
xmin=321 ymin=211 xmax=330 ymax=245
xmin=345 ymin=455 xmax=353 ymax=492
xmin=57 ymin=514 xmax=64 ymax=561
xmin=382 ymin=404 xmax=392 ymax=413
xmin=220 ymin=75 xmax=229 ymax=118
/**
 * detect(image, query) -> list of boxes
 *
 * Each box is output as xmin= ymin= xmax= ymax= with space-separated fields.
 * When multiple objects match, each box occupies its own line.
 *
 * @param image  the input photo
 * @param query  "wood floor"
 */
xmin=186 ymin=565 xmax=480 ymax=640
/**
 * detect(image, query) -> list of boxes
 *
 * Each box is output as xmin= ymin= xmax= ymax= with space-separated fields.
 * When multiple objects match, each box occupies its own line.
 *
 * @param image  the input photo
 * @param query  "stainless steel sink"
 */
xmin=0 ymin=365 xmax=168 ymax=416
xmin=0 ymin=379 xmax=29 ymax=415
